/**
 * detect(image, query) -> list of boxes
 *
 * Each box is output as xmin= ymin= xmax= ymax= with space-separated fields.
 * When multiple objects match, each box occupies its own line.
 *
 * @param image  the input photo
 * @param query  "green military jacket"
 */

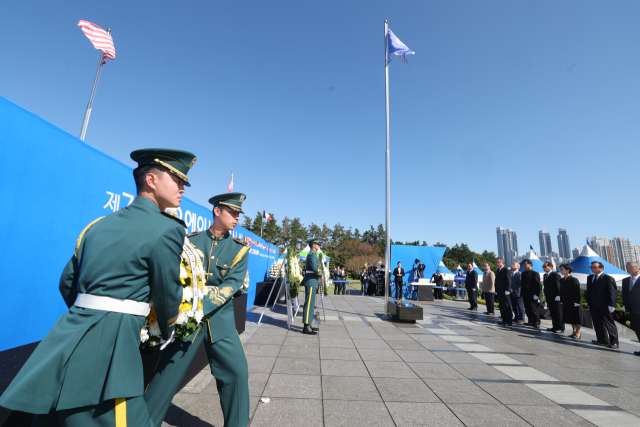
xmin=301 ymin=250 xmax=321 ymax=289
xmin=188 ymin=228 xmax=250 ymax=343
xmin=0 ymin=197 xmax=185 ymax=414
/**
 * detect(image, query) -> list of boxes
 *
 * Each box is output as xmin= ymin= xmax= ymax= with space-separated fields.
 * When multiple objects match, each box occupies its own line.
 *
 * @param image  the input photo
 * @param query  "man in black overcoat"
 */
xmin=393 ymin=262 xmax=405 ymax=299
xmin=494 ymin=258 xmax=512 ymax=326
xmin=587 ymin=261 xmax=619 ymax=348
xmin=465 ymin=263 xmax=478 ymax=311
xmin=543 ymin=262 xmax=564 ymax=333
xmin=520 ymin=260 xmax=541 ymax=328
xmin=622 ymin=261 xmax=640 ymax=356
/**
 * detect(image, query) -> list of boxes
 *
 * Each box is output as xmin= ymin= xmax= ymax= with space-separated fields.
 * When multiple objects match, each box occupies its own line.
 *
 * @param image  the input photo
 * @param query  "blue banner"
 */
xmin=0 ymin=95 xmax=277 ymax=352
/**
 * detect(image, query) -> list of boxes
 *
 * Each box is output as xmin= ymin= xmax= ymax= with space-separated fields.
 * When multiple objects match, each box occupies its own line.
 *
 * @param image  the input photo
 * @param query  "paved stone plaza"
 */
xmin=163 ymin=296 xmax=640 ymax=427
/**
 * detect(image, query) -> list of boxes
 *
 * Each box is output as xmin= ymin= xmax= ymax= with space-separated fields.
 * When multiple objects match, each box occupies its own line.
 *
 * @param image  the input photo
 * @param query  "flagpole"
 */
xmin=79 ymin=29 xmax=110 ymax=141
xmin=384 ymin=20 xmax=391 ymax=317
xmin=261 ymin=208 xmax=264 ymax=238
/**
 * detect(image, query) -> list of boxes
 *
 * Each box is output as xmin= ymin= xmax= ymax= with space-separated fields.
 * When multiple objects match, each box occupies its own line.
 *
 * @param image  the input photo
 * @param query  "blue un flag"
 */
xmin=388 ymin=29 xmax=415 ymax=65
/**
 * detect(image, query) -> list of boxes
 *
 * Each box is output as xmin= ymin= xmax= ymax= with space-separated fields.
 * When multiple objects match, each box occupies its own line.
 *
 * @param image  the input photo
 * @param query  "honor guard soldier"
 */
xmin=301 ymin=237 xmax=322 ymax=334
xmin=145 ymin=193 xmax=251 ymax=427
xmin=0 ymin=149 xmax=196 ymax=426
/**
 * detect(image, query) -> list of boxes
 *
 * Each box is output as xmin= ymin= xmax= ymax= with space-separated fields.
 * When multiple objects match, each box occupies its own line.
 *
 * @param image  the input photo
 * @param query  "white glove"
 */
xmin=574 ymin=303 xmax=580 ymax=307
xmin=555 ymin=296 xmax=560 ymax=301
xmin=160 ymin=330 xmax=176 ymax=350
xmin=505 ymin=291 xmax=510 ymax=296
xmin=533 ymin=295 xmax=538 ymax=300
xmin=472 ymin=288 xmax=476 ymax=291
xmin=608 ymin=306 xmax=615 ymax=313
xmin=623 ymin=306 xmax=626 ymax=311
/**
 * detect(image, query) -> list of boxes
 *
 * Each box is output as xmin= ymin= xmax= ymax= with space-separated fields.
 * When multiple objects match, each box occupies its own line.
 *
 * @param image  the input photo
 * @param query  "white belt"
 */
xmin=74 ymin=293 xmax=151 ymax=317
xmin=306 ymin=271 xmax=317 ymax=274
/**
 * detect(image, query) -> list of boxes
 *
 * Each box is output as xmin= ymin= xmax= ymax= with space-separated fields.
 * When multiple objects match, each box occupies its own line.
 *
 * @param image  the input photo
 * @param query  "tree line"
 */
xmin=241 ymin=212 xmax=498 ymax=277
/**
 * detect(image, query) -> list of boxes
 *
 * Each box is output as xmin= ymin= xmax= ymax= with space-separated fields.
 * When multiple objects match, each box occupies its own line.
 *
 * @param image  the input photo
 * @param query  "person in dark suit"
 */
xmin=622 ymin=262 xmax=640 ymax=356
xmin=393 ymin=262 xmax=405 ymax=299
xmin=465 ymin=263 xmax=478 ymax=311
xmin=543 ymin=262 xmax=564 ymax=333
xmin=431 ymin=270 xmax=444 ymax=300
xmin=510 ymin=262 xmax=525 ymax=324
xmin=559 ymin=264 xmax=584 ymax=339
xmin=495 ymin=258 xmax=512 ymax=326
xmin=586 ymin=261 xmax=619 ymax=349
xmin=520 ymin=260 xmax=541 ymax=328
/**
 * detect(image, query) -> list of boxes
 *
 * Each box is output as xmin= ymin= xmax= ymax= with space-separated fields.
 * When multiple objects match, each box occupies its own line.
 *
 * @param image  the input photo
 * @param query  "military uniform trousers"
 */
xmin=32 ymin=396 xmax=153 ymax=427
xmin=144 ymin=323 xmax=250 ymax=427
xmin=304 ymin=286 xmax=317 ymax=325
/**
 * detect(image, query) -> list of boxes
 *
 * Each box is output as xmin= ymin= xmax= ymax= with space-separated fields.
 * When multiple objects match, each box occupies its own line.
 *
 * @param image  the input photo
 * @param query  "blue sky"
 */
xmin=2 ymin=1 xmax=639 ymax=255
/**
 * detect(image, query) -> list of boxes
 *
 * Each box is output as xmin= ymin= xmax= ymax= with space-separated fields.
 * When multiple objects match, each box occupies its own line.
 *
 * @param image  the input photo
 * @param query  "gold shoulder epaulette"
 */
xmin=233 ymin=236 xmax=249 ymax=246
xmin=160 ymin=211 xmax=187 ymax=228
xmin=187 ymin=231 xmax=201 ymax=237
xmin=75 ymin=217 xmax=105 ymax=258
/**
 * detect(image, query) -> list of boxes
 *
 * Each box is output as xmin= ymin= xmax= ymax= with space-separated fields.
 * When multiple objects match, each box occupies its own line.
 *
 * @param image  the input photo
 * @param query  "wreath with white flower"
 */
xmin=140 ymin=240 xmax=208 ymax=351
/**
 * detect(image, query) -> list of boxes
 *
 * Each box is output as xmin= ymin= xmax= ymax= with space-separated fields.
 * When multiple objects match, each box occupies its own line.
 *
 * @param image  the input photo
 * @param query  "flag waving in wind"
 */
xmin=387 ymin=29 xmax=414 ymax=65
xmin=78 ymin=20 xmax=115 ymax=61
xmin=263 ymin=210 xmax=272 ymax=221
xmin=227 ymin=172 xmax=234 ymax=192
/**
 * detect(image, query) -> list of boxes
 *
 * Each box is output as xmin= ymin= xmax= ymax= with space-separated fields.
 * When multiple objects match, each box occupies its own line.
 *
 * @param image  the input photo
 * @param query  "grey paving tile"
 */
xmin=320 ymin=359 xmax=370 ymax=377
xmin=319 ymin=330 xmax=352 ymax=340
xmin=244 ymin=344 xmax=282 ymax=357
xmin=322 ymin=375 xmax=382 ymax=401
xmin=179 ymin=369 xmax=214 ymax=394
xmin=385 ymin=402 xmax=464 ymax=426
xmin=246 ymin=356 xmax=277 ymax=373
xmin=255 ymin=326 xmax=289 ymax=336
xmin=279 ymin=345 xmax=320 ymax=359
xmin=348 ymin=331 xmax=381 ymax=340
xmin=452 ymin=364 xmax=512 ymax=380
xmin=248 ymin=372 xmax=270 ymax=397
xmin=507 ymin=404 xmax=596 ymax=427
xmin=434 ymin=351 xmax=486 ymax=364
xmin=364 ymin=361 xmax=419 ymax=379
xmin=408 ymin=362 xmax=466 ymax=380
xmin=476 ymin=381 xmax=558 ymax=405
xmin=263 ymin=374 xmax=322 ymax=399
xmin=525 ymin=384 xmax=610 ymax=405
xmin=323 ymin=400 xmax=394 ymax=427
xmin=246 ymin=334 xmax=286 ymax=345
xmin=577 ymin=369 xmax=640 ymax=387
xmin=571 ymin=409 xmax=640 ymax=426
xmin=283 ymin=336 xmax=319 ymax=347
xmin=447 ymin=403 xmax=531 ymax=426
xmin=319 ymin=338 xmax=355 ymax=348
xmin=424 ymin=379 xmax=499 ymax=404
xmin=378 ymin=332 xmax=414 ymax=341
xmin=357 ymin=348 xmax=402 ymax=362
xmin=272 ymin=357 xmax=321 ymax=376
xmin=574 ymin=385 xmax=640 ymax=411
xmin=383 ymin=339 xmax=425 ymax=351
xmin=395 ymin=349 xmax=444 ymax=363
xmin=373 ymin=377 xmax=439 ymax=402
xmin=352 ymin=339 xmax=390 ymax=349
xmin=417 ymin=340 xmax=462 ymax=351
xmin=534 ymin=366 xmax=609 ymax=384
xmin=320 ymin=347 xmax=362 ymax=360
xmin=250 ymin=397 xmax=323 ymax=427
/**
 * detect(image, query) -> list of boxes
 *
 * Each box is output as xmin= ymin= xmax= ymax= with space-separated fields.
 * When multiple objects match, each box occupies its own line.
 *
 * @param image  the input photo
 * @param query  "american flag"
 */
xmin=78 ymin=20 xmax=116 ymax=61
xmin=227 ymin=172 xmax=234 ymax=192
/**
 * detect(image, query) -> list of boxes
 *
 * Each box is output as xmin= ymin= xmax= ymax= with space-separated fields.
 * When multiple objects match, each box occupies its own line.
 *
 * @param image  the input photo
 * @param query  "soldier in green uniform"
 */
xmin=0 ymin=149 xmax=196 ymax=426
xmin=301 ymin=238 xmax=322 ymax=335
xmin=144 ymin=193 xmax=251 ymax=427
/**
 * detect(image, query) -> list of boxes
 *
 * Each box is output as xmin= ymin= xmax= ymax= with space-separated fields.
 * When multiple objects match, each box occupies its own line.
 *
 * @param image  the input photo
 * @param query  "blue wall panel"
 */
xmin=0 ymin=96 xmax=277 ymax=352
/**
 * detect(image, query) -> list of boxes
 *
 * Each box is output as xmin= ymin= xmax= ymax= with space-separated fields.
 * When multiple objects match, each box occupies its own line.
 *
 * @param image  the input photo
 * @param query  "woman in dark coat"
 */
xmin=559 ymin=263 xmax=584 ymax=339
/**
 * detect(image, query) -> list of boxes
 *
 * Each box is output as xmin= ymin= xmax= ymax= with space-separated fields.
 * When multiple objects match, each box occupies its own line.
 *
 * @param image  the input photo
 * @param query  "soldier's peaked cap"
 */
xmin=308 ymin=237 xmax=321 ymax=245
xmin=209 ymin=192 xmax=246 ymax=214
xmin=130 ymin=148 xmax=197 ymax=187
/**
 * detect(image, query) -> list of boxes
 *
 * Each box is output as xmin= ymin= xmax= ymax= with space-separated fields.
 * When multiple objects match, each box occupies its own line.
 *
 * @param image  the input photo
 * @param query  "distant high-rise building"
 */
xmin=572 ymin=248 xmax=581 ymax=259
xmin=538 ymin=230 xmax=553 ymax=257
xmin=612 ymin=237 xmax=634 ymax=269
xmin=496 ymin=227 xmax=519 ymax=266
xmin=557 ymin=229 xmax=571 ymax=259
xmin=633 ymin=246 xmax=640 ymax=264
xmin=589 ymin=236 xmax=615 ymax=265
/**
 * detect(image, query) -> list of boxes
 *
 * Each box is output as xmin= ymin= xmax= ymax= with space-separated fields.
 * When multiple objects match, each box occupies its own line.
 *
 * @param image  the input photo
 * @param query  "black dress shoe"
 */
xmin=302 ymin=325 xmax=317 ymax=335
xmin=634 ymin=351 xmax=640 ymax=356
xmin=547 ymin=328 xmax=557 ymax=332
xmin=608 ymin=343 xmax=619 ymax=349
xmin=310 ymin=326 xmax=319 ymax=331
xmin=532 ymin=324 xmax=540 ymax=329
xmin=524 ymin=322 xmax=532 ymax=326
xmin=592 ymin=340 xmax=604 ymax=346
